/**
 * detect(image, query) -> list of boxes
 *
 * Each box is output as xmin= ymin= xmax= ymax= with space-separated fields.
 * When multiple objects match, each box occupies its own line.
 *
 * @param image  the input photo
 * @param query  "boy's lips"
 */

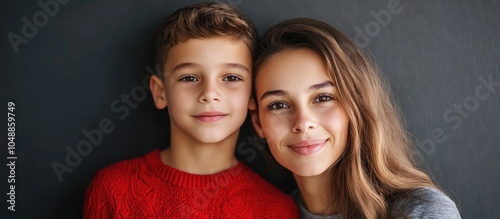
xmin=287 ymin=139 xmax=327 ymax=156
xmin=192 ymin=111 xmax=228 ymax=122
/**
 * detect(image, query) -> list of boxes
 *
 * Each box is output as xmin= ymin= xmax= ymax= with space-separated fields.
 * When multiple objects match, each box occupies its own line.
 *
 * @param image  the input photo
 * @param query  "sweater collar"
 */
xmin=145 ymin=149 xmax=246 ymax=188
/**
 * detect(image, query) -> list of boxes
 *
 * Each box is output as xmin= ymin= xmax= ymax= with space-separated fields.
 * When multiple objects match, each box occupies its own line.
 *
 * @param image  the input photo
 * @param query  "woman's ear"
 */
xmin=248 ymin=98 xmax=265 ymax=138
xmin=149 ymin=75 xmax=168 ymax=109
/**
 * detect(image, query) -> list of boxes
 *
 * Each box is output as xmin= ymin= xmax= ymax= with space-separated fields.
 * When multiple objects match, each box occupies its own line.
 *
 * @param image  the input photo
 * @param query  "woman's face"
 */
xmin=251 ymin=49 xmax=349 ymax=177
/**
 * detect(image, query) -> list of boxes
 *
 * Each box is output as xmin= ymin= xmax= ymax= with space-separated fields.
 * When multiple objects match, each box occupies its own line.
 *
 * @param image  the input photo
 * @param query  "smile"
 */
xmin=287 ymin=139 xmax=327 ymax=156
xmin=192 ymin=111 xmax=228 ymax=122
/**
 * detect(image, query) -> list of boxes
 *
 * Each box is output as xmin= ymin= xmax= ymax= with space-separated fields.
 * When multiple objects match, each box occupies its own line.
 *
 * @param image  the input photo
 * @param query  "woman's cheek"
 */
xmin=265 ymin=114 xmax=289 ymax=133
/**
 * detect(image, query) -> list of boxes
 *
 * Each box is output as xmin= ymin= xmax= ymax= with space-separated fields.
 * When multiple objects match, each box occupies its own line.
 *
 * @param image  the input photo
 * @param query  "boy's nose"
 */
xmin=199 ymin=83 xmax=221 ymax=103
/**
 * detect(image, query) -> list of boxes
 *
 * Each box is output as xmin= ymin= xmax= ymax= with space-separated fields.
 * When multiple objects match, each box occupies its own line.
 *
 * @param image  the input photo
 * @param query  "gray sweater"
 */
xmin=295 ymin=187 xmax=461 ymax=219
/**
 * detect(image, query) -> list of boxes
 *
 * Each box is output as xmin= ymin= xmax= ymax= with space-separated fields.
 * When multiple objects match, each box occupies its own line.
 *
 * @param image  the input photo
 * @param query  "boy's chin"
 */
xmin=192 ymin=131 xmax=239 ymax=145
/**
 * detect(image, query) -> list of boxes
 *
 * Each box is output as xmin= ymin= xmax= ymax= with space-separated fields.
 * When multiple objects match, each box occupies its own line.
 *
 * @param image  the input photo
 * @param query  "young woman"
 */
xmin=249 ymin=18 xmax=461 ymax=218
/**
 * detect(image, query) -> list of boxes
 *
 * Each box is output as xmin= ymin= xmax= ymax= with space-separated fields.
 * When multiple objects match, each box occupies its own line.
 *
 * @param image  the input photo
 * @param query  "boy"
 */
xmin=83 ymin=2 xmax=298 ymax=218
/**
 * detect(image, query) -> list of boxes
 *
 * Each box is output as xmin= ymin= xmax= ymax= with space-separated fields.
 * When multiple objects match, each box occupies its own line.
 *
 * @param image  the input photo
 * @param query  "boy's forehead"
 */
xmin=168 ymin=36 xmax=251 ymax=54
xmin=163 ymin=37 xmax=252 ymax=73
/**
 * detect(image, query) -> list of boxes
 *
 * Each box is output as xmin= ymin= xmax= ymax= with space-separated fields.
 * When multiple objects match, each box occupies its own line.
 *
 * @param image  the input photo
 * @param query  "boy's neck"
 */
xmin=160 ymin=131 xmax=240 ymax=175
xmin=293 ymin=171 xmax=336 ymax=215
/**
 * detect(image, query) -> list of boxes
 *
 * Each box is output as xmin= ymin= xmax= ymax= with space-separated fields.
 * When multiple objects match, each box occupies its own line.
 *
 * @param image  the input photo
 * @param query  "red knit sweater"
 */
xmin=84 ymin=149 xmax=299 ymax=218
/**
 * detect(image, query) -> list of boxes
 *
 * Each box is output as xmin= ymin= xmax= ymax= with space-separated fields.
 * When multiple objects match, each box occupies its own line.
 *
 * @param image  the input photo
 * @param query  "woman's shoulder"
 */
xmin=390 ymin=187 xmax=461 ymax=219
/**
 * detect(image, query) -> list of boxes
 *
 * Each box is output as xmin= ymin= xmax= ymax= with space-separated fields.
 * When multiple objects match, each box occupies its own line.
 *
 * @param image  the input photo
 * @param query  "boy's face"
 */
xmin=151 ymin=37 xmax=252 ymax=144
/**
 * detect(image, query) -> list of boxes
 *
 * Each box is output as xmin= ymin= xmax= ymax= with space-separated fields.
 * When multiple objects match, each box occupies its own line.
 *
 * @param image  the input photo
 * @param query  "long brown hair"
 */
xmin=253 ymin=18 xmax=435 ymax=218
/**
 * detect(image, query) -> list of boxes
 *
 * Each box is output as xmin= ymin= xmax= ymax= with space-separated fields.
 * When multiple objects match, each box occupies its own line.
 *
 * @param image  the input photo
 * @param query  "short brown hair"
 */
xmin=155 ymin=2 xmax=257 ymax=74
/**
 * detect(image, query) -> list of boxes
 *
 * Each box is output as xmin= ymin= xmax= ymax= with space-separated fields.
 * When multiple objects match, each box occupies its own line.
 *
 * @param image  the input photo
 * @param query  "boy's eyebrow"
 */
xmin=222 ymin=63 xmax=250 ymax=74
xmin=260 ymin=81 xmax=334 ymax=101
xmin=172 ymin=63 xmax=201 ymax=73
xmin=171 ymin=63 xmax=249 ymax=74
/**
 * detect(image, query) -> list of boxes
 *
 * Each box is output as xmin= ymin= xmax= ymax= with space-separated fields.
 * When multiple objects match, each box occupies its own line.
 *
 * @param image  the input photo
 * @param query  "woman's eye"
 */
xmin=179 ymin=75 xmax=198 ymax=82
xmin=314 ymin=94 xmax=334 ymax=102
xmin=223 ymin=75 xmax=242 ymax=82
xmin=268 ymin=102 xmax=290 ymax=110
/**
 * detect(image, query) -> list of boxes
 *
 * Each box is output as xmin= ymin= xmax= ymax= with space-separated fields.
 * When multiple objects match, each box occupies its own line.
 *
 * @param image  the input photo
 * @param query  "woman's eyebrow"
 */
xmin=260 ymin=90 xmax=288 ymax=101
xmin=260 ymin=81 xmax=334 ymax=100
xmin=308 ymin=81 xmax=335 ymax=92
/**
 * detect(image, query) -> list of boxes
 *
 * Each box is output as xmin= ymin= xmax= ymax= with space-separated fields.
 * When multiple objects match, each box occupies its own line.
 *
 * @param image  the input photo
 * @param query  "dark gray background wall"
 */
xmin=1 ymin=0 xmax=498 ymax=218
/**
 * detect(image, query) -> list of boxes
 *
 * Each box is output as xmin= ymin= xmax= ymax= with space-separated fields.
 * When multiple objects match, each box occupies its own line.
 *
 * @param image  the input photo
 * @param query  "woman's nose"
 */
xmin=291 ymin=107 xmax=317 ymax=133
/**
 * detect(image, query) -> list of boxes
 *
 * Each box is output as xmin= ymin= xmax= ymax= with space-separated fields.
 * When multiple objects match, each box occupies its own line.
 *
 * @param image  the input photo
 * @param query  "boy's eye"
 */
xmin=179 ymin=75 xmax=198 ymax=82
xmin=268 ymin=101 xmax=290 ymax=110
xmin=223 ymin=75 xmax=242 ymax=82
xmin=314 ymin=94 xmax=334 ymax=102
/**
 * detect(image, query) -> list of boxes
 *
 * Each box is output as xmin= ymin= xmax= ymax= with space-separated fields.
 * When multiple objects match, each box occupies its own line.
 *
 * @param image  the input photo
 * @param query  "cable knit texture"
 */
xmin=84 ymin=149 xmax=299 ymax=218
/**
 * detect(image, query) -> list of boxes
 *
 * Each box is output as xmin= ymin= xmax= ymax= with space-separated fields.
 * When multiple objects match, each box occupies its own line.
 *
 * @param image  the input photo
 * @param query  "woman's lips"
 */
xmin=192 ymin=111 xmax=228 ymax=122
xmin=287 ymin=139 xmax=327 ymax=156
